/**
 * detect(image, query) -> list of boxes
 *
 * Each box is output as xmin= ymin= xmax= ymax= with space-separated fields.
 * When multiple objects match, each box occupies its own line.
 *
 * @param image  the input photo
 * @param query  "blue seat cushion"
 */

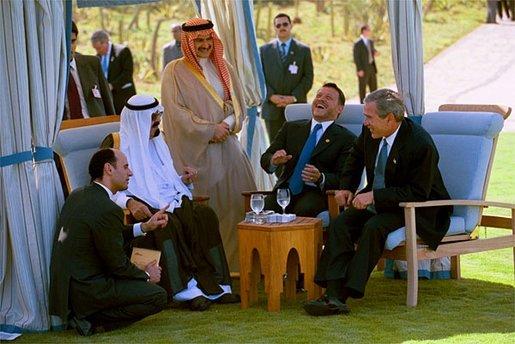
xmin=384 ymin=216 xmax=466 ymax=250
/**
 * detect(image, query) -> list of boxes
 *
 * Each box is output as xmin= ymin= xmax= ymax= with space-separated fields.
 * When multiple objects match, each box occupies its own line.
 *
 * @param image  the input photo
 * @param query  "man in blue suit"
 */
xmin=260 ymin=13 xmax=314 ymax=141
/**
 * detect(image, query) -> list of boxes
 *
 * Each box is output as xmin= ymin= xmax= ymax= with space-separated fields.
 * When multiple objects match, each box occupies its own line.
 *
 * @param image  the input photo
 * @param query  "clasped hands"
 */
xmin=270 ymin=94 xmax=296 ymax=108
xmin=271 ymin=149 xmax=321 ymax=183
xmin=211 ymin=121 xmax=230 ymax=143
xmin=335 ymin=190 xmax=374 ymax=210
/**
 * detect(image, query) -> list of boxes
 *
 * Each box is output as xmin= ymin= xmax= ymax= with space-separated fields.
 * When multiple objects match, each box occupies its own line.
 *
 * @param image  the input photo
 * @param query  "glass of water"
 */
xmin=250 ymin=194 xmax=265 ymax=222
xmin=276 ymin=188 xmax=290 ymax=214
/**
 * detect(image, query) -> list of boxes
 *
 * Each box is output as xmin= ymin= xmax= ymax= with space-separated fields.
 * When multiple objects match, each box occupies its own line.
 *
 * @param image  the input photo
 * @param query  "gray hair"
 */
xmin=91 ymin=30 xmax=110 ymax=44
xmin=170 ymin=23 xmax=181 ymax=32
xmin=364 ymin=88 xmax=405 ymax=121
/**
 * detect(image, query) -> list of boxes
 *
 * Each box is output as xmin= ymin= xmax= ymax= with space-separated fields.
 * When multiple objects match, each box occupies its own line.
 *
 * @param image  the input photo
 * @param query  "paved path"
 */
xmin=424 ymin=20 xmax=515 ymax=131
xmin=350 ymin=20 xmax=515 ymax=131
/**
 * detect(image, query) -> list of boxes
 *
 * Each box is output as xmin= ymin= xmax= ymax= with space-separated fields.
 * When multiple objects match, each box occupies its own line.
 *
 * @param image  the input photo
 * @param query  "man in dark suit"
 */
xmin=65 ymin=21 xmax=114 ymax=119
xmin=261 ymin=83 xmax=356 ymax=217
xmin=91 ymin=30 xmax=136 ymax=115
xmin=162 ymin=23 xmax=183 ymax=70
xmin=304 ymin=89 xmax=452 ymax=316
xmin=353 ymin=25 xmax=378 ymax=104
xmin=49 ymin=148 xmax=169 ymax=335
xmin=260 ymin=13 xmax=314 ymax=141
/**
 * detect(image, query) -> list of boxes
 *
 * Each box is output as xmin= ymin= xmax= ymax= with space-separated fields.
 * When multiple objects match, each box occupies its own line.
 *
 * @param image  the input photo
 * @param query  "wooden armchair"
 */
xmin=54 ymin=116 xmax=121 ymax=195
xmin=327 ymin=109 xmax=514 ymax=307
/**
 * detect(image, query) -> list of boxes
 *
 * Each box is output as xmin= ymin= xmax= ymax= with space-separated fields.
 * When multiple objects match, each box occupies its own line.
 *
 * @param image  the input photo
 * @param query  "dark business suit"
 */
xmin=49 ymin=183 xmax=166 ymax=330
xmin=353 ymin=38 xmax=377 ymax=104
xmin=315 ymin=118 xmax=452 ymax=298
xmin=261 ymin=119 xmax=356 ymax=217
xmin=260 ymin=38 xmax=314 ymax=140
xmin=162 ymin=41 xmax=182 ymax=70
xmin=66 ymin=53 xmax=115 ymax=119
xmin=101 ymin=43 xmax=137 ymax=114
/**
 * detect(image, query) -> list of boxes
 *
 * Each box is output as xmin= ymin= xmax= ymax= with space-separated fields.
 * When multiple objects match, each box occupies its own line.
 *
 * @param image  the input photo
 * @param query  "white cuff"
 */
xmin=133 ymin=223 xmax=146 ymax=237
xmin=113 ymin=192 xmax=131 ymax=208
xmin=318 ymin=173 xmax=326 ymax=190
xmin=223 ymin=115 xmax=236 ymax=130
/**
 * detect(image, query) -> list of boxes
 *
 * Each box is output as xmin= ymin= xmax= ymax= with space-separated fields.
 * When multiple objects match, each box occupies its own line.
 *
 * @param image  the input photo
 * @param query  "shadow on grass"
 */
xmin=18 ymin=272 xmax=514 ymax=343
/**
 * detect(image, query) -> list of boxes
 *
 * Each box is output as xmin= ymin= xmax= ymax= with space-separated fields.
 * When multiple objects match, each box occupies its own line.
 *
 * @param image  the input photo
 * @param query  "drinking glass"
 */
xmin=250 ymin=194 xmax=265 ymax=222
xmin=276 ymin=188 xmax=290 ymax=214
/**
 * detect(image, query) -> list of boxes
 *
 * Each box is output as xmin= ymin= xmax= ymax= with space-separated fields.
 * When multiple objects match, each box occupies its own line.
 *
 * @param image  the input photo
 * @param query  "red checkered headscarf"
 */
xmin=181 ymin=18 xmax=231 ymax=101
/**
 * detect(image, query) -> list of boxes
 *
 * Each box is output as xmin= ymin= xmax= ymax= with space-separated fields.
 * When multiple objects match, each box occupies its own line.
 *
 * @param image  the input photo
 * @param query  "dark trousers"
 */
xmin=264 ymin=186 xmax=327 ymax=217
xmin=85 ymin=280 xmax=166 ymax=330
xmin=358 ymin=66 xmax=377 ymax=104
xmin=315 ymin=207 xmax=403 ymax=298
xmin=133 ymin=197 xmax=231 ymax=298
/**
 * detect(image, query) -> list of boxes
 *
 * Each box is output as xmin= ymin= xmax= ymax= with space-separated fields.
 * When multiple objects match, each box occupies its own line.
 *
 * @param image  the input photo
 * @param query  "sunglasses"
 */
xmin=275 ymin=22 xmax=290 ymax=29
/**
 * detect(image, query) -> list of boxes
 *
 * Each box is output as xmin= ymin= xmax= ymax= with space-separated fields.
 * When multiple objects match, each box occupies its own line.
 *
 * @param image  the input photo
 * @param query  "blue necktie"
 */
xmin=101 ymin=55 xmax=109 ymax=78
xmin=280 ymin=42 xmax=287 ymax=64
xmin=289 ymin=123 xmax=323 ymax=195
xmin=373 ymin=139 xmax=388 ymax=189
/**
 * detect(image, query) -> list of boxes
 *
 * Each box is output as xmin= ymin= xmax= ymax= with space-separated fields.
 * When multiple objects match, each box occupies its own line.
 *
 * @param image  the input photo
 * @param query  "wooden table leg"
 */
xmin=284 ymin=251 xmax=299 ymax=301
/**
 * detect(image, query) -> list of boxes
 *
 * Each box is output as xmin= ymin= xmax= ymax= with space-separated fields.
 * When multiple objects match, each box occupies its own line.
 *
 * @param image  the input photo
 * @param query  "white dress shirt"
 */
xmin=375 ymin=123 xmax=401 ymax=167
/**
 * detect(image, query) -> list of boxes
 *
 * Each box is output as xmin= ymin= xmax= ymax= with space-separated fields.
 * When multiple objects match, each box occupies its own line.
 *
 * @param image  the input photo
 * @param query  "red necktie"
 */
xmin=67 ymin=71 xmax=83 ymax=119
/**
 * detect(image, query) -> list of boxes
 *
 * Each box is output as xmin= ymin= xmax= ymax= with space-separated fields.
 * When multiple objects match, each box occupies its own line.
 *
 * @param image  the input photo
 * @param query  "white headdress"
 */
xmin=120 ymin=94 xmax=192 ymax=210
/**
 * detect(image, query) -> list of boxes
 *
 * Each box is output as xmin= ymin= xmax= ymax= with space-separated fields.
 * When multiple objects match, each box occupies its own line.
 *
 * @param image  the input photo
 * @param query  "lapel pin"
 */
xmin=325 ymin=139 xmax=330 ymax=143
xmin=393 ymin=158 xmax=397 ymax=164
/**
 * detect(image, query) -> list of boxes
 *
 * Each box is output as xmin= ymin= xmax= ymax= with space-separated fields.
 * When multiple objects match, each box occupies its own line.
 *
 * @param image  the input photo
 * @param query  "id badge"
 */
xmin=288 ymin=61 xmax=298 ymax=75
xmin=92 ymin=85 xmax=101 ymax=98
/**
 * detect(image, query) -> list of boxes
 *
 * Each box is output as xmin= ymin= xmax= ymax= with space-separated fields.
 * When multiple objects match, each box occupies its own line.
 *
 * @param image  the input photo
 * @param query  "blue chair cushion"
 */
xmin=384 ymin=216 xmax=466 ymax=250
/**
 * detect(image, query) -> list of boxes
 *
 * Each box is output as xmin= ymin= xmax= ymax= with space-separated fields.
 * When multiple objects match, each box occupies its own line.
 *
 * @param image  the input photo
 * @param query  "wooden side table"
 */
xmin=238 ymin=217 xmax=323 ymax=312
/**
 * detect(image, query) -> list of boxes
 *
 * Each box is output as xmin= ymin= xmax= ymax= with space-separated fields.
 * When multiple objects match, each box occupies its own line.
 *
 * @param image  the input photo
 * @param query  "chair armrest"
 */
xmin=242 ymin=190 xmax=274 ymax=212
xmin=400 ymin=199 xmax=515 ymax=231
xmin=193 ymin=195 xmax=210 ymax=203
xmin=123 ymin=208 xmax=135 ymax=225
xmin=326 ymin=190 xmax=341 ymax=220
xmin=399 ymin=199 xmax=515 ymax=210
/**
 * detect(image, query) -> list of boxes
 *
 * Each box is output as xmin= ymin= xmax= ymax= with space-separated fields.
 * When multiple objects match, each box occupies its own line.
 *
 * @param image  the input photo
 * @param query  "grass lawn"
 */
xmin=18 ymin=133 xmax=515 ymax=343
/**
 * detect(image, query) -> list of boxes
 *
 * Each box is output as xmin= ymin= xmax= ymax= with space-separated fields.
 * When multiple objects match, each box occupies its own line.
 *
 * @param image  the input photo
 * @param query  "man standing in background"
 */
xmin=162 ymin=23 xmax=183 ymax=70
xmin=353 ymin=25 xmax=378 ymax=104
xmin=65 ymin=21 xmax=114 ymax=119
xmin=260 ymin=13 xmax=314 ymax=141
xmin=91 ymin=30 xmax=136 ymax=115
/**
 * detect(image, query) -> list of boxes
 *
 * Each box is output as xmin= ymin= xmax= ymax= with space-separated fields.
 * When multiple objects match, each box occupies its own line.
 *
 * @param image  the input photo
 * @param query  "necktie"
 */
xmin=288 ymin=123 xmax=323 ymax=195
xmin=367 ymin=139 xmax=388 ymax=213
xmin=67 ymin=70 xmax=82 ymax=119
xmin=367 ymin=40 xmax=373 ymax=64
xmin=101 ymin=54 xmax=109 ymax=78
xmin=373 ymin=139 xmax=388 ymax=189
xmin=280 ymin=42 xmax=287 ymax=64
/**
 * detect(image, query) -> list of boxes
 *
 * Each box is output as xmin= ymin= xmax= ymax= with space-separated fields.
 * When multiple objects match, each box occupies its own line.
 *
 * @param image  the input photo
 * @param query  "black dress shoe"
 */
xmin=303 ymin=295 xmax=350 ymax=316
xmin=189 ymin=296 xmax=211 ymax=311
xmin=69 ymin=317 xmax=93 ymax=336
xmin=215 ymin=293 xmax=241 ymax=304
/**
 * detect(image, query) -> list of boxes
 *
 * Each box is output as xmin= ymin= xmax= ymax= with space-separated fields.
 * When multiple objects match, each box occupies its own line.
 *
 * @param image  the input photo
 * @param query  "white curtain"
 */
xmin=0 ymin=0 xmax=66 ymax=335
xmin=387 ymin=0 xmax=425 ymax=116
xmin=199 ymin=0 xmax=276 ymax=190
xmin=386 ymin=0 xmax=450 ymax=279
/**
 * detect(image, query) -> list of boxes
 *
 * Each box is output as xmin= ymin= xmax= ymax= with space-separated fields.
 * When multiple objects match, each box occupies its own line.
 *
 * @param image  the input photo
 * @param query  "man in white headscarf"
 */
xmin=103 ymin=94 xmax=239 ymax=311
